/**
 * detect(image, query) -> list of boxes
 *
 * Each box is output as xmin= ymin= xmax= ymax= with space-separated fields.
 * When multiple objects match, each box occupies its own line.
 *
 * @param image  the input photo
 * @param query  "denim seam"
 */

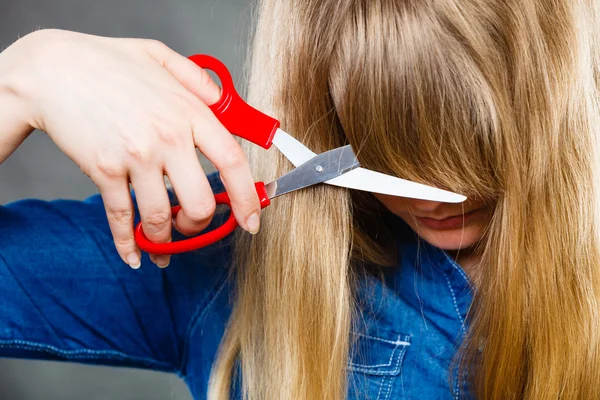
xmin=388 ymin=346 xmax=408 ymax=399
xmin=439 ymin=249 xmax=471 ymax=286
xmin=349 ymin=367 xmax=402 ymax=376
xmin=453 ymin=371 xmax=460 ymax=400
xmin=376 ymin=375 xmax=388 ymax=400
xmin=442 ymin=270 xmax=467 ymax=337
xmin=377 ymin=345 xmax=409 ymax=400
xmin=351 ymin=344 xmax=397 ymax=369
xmin=0 ymin=253 xmax=68 ymax=348
xmin=439 ymin=247 xmax=471 ymax=399
xmin=354 ymin=332 xmax=411 ymax=346
xmin=382 ymin=375 xmax=394 ymax=400
xmin=0 ymin=339 xmax=173 ymax=371
xmin=179 ymin=269 xmax=229 ymax=374
xmin=349 ymin=335 xmax=408 ymax=369
xmin=348 ymin=335 xmax=410 ymax=375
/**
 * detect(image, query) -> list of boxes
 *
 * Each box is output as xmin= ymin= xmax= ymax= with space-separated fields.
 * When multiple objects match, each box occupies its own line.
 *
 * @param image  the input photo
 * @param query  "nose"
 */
xmin=409 ymin=199 xmax=444 ymax=213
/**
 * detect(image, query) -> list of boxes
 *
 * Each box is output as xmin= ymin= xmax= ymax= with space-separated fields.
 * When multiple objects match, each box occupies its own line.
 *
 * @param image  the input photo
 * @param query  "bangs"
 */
xmin=327 ymin=0 xmax=501 ymax=203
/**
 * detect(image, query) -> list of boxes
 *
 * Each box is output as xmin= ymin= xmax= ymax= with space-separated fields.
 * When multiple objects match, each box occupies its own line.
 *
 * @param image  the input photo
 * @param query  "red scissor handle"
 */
xmin=135 ymin=182 xmax=271 ymax=255
xmin=188 ymin=54 xmax=280 ymax=149
xmin=133 ymin=55 xmax=280 ymax=255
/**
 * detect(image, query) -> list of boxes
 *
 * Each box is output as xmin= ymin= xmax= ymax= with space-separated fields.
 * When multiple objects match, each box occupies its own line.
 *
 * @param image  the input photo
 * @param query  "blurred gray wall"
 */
xmin=0 ymin=0 xmax=252 ymax=398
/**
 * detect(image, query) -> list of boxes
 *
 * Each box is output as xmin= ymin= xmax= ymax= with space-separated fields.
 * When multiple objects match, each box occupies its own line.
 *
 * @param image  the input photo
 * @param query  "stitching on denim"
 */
xmin=0 ymin=339 xmax=172 ymax=370
xmin=349 ymin=334 xmax=409 ymax=369
xmin=0 ymin=253 xmax=68 ymax=347
xmin=443 ymin=271 xmax=467 ymax=337
xmin=179 ymin=270 xmax=229 ymax=373
xmin=453 ymin=369 xmax=460 ymax=400
xmin=0 ymin=223 xmax=176 ymax=371
xmin=379 ymin=345 xmax=408 ymax=400
xmin=348 ymin=335 xmax=410 ymax=375
xmin=440 ymin=249 xmax=470 ymax=286
xmin=388 ymin=346 xmax=408 ymax=399
xmin=375 ymin=375 xmax=388 ymax=400
xmin=440 ymin=246 xmax=471 ymax=399
xmin=353 ymin=332 xmax=411 ymax=346
xmin=349 ymin=367 xmax=401 ymax=376
xmin=350 ymin=340 xmax=398 ymax=369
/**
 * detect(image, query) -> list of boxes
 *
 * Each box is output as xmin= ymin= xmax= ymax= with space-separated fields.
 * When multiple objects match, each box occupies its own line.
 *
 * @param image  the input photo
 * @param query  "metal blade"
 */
xmin=271 ymin=128 xmax=316 ymax=166
xmin=265 ymin=145 xmax=359 ymax=199
xmin=325 ymin=168 xmax=467 ymax=203
xmin=271 ymin=128 xmax=466 ymax=203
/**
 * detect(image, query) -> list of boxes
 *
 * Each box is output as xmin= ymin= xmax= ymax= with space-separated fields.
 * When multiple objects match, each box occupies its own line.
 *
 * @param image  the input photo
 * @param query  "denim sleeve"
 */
xmin=0 ymin=173 xmax=232 ymax=375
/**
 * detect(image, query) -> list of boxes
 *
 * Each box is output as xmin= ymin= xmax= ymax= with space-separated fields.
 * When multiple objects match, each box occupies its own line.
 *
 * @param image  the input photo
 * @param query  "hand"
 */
xmin=1 ymin=29 xmax=261 ymax=268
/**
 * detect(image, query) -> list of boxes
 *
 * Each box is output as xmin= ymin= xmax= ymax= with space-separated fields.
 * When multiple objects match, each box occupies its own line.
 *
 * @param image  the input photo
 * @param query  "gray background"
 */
xmin=0 ymin=0 xmax=251 ymax=398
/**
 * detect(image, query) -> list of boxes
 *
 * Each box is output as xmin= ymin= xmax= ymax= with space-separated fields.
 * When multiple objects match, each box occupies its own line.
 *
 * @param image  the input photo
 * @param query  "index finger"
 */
xmin=190 ymin=110 xmax=261 ymax=234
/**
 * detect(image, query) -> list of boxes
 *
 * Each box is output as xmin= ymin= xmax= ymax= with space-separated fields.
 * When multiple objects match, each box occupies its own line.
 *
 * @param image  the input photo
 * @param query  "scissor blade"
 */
xmin=265 ymin=145 xmax=359 ymax=199
xmin=271 ymin=128 xmax=316 ymax=166
xmin=325 ymin=168 xmax=467 ymax=203
xmin=271 ymin=128 xmax=466 ymax=203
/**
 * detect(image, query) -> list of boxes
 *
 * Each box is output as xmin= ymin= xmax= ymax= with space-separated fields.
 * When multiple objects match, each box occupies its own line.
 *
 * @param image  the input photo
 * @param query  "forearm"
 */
xmin=0 ymin=40 xmax=34 ymax=164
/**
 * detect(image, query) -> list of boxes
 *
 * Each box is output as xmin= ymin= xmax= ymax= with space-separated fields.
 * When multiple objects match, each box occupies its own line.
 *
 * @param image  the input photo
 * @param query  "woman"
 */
xmin=1 ymin=0 xmax=599 ymax=399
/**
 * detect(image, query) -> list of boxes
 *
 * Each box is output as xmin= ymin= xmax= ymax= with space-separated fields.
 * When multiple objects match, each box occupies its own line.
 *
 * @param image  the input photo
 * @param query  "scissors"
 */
xmin=134 ymin=54 xmax=467 ymax=255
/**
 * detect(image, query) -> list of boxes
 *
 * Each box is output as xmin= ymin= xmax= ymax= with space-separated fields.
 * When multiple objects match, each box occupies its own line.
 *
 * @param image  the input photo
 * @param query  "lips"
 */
xmin=415 ymin=208 xmax=482 ymax=230
xmin=427 ymin=210 xmax=478 ymax=221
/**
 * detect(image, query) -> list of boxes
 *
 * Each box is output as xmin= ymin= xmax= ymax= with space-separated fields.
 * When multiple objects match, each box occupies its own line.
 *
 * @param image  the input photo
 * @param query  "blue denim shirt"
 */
xmin=0 ymin=173 xmax=473 ymax=399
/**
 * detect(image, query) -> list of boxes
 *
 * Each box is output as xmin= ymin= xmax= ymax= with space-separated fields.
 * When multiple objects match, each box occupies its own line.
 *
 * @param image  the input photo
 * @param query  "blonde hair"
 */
xmin=208 ymin=0 xmax=600 ymax=398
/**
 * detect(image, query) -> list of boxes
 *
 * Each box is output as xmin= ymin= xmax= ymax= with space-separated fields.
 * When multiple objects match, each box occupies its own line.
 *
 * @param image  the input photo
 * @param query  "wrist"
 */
xmin=0 ymin=39 xmax=35 ymax=143
xmin=1 ymin=29 xmax=73 ymax=133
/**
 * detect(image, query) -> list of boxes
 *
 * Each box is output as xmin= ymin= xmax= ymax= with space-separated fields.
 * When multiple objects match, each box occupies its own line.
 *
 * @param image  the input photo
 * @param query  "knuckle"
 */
xmin=114 ymin=237 xmax=136 ymax=249
xmin=186 ymin=202 xmax=216 ymax=223
xmin=152 ymin=123 xmax=181 ymax=148
xmin=237 ymin=190 xmax=260 ymax=210
xmin=219 ymin=146 xmax=247 ymax=170
xmin=121 ymin=137 xmax=151 ymax=164
xmin=107 ymin=207 xmax=134 ymax=225
xmin=143 ymin=39 xmax=168 ymax=51
xmin=94 ymin=152 xmax=127 ymax=180
xmin=144 ymin=211 xmax=171 ymax=230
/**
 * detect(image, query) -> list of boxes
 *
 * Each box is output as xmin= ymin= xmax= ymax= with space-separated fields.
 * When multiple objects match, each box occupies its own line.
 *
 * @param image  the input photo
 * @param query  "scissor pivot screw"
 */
xmin=315 ymin=165 xmax=324 ymax=172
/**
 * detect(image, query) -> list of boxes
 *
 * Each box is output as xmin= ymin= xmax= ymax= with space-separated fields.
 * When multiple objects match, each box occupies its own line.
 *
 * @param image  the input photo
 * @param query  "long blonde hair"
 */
xmin=208 ymin=0 xmax=600 ymax=398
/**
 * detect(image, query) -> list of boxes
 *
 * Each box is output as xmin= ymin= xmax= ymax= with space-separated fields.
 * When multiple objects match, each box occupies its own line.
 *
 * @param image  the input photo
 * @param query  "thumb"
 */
xmin=144 ymin=41 xmax=221 ymax=105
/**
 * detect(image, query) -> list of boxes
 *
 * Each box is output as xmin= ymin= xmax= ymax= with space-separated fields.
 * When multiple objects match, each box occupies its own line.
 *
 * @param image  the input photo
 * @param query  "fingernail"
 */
xmin=127 ymin=252 xmax=141 ymax=269
xmin=156 ymin=255 xmax=170 ymax=268
xmin=246 ymin=212 xmax=260 ymax=234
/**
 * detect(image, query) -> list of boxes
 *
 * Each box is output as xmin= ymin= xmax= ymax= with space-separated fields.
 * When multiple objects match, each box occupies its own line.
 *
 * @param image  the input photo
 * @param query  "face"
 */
xmin=373 ymin=193 xmax=492 ymax=251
